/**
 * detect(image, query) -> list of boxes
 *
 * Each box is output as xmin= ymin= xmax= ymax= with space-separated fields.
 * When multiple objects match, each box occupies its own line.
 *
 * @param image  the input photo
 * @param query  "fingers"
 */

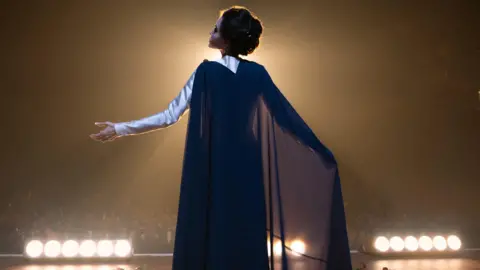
xmin=89 ymin=133 xmax=104 ymax=142
xmin=90 ymin=131 xmax=119 ymax=143
xmin=90 ymin=131 xmax=112 ymax=142
xmin=91 ymin=122 xmax=116 ymax=143
xmin=95 ymin=121 xmax=114 ymax=127
xmin=106 ymin=135 xmax=119 ymax=142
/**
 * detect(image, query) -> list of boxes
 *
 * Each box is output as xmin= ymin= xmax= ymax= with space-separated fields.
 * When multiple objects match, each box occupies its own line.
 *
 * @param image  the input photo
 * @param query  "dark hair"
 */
xmin=219 ymin=6 xmax=263 ymax=56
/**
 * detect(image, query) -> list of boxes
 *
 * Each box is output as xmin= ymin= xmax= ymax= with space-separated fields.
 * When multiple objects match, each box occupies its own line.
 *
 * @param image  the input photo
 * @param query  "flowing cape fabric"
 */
xmin=172 ymin=60 xmax=351 ymax=270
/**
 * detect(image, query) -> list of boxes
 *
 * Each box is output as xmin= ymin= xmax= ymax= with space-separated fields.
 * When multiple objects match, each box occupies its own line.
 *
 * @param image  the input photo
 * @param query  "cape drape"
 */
xmin=172 ymin=60 xmax=351 ymax=270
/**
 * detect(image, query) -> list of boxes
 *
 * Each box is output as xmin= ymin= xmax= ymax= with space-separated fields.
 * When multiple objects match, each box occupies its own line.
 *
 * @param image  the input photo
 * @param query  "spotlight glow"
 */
xmin=418 ymin=236 xmax=433 ymax=251
xmin=447 ymin=235 xmax=462 ymax=251
xmin=372 ymin=234 xmax=462 ymax=254
xmin=433 ymin=236 xmax=447 ymax=251
xmin=389 ymin=236 xmax=405 ymax=252
xmin=44 ymin=240 xmax=62 ymax=258
xmin=374 ymin=236 xmax=390 ymax=252
xmin=62 ymin=240 xmax=80 ymax=257
xmin=290 ymin=240 xmax=306 ymax=256
xmin=79 ymin=240 xmax=96 ymax=257
xmin=25 ymin=238 xmax=133 ymax=259
xmin=273 ymin=242 xmax=283 ymax=256
xmin=97 ymin=240 xmax=114 ymax=257
xmin=114 ymin=240 xmax=132 ymax=257
xmin=25 ymin=240 xmax=43 ymax=258
xmin=404 ymin=236 xmax=419 ymax=252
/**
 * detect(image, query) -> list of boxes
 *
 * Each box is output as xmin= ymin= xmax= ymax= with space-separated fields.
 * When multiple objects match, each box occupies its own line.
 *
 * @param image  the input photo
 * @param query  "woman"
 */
xmin=91 ymin=6 xmax=352 ymax=270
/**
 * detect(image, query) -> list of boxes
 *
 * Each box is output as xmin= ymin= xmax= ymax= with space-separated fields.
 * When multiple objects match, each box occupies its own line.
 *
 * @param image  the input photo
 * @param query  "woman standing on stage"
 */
xmin=91 ymin=6 xmax=351 ymax=270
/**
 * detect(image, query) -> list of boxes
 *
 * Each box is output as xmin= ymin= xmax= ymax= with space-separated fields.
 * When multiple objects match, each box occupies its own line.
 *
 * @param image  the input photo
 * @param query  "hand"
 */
xmin=90 ymin=121 xmax=119 ymax=143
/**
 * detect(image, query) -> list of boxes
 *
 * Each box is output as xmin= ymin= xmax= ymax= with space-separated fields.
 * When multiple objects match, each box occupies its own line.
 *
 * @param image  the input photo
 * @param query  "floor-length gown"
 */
xmin=114 ymin=56 xmax=352 ymax=270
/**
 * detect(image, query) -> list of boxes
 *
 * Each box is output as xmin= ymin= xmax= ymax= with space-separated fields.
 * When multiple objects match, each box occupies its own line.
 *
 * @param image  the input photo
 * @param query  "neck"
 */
xmin=221 ymin=49 xmax=238 ymax=58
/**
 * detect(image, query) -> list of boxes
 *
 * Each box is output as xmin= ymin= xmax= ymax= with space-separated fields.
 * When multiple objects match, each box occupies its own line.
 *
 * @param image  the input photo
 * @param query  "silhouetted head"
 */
xmin=209 ymin=6 xmax=263 ymax=56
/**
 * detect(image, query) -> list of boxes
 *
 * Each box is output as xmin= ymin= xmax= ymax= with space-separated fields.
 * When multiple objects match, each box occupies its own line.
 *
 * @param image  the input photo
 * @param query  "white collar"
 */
xmin=213 ymin=55 xmax=241 ymax=74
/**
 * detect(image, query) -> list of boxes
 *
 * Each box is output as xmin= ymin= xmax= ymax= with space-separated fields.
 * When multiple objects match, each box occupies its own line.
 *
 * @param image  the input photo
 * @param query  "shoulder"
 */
xmin=243 ymin=60 xmax=270 ymax=79
xmin=193 ymin=59 xmax=212 ymax=74
xmin=243 ymin=59 xmax=268 ymax=74
xmin=197 ymin=59 xmax=219 ymax=69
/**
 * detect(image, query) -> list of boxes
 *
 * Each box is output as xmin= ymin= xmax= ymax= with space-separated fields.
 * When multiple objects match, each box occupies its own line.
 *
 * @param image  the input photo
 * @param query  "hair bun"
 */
xmin=248 ymin=18 xmax=262 ymax=38
xmin=219 ymin=7 xmax=263 ymax=56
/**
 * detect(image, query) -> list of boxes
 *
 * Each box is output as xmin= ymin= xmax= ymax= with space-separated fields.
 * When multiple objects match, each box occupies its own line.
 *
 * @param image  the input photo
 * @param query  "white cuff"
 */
xmin=114 ymin=123 xmax=129 ymax=136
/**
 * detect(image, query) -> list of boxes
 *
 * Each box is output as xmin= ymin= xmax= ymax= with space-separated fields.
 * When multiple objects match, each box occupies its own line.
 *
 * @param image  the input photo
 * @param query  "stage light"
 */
xmin=404 ymin=236 xmax=419 ymax=252
xmin=389 ymin=236 xmax=405 ymax=252
xmin=25 ymin=240 xmax=43 ymax=258
xmin=44 ymin=240 xmax=62 ymax=258
xmin=290 ymin=240 xmax=306 ymax=256
xmin=97 ymin=240 xmax=114 ymax=257
xmin=24 ymin=238 xmax=133 ymax=260
xmin=433 ymin=236 xmax=447 ymax=251
xmin=374 ymin=236 xmax=390 ymax=252
xmin=61 ymin=240 xmax=80 ymax=257
xmin=114 ymin=240 xmax=132 ymax=257
xmin=447 ymin=235 xmax=461 ymax=251
xmin=273 ymin=241 xmax=283 ymax=256
xmin=79 ymin=240 xmax=97 ymax=258
xmin=418 ymin=236 xmax=433 ymax=251
xmin=371 ymin=233 xmax=462 ymax=255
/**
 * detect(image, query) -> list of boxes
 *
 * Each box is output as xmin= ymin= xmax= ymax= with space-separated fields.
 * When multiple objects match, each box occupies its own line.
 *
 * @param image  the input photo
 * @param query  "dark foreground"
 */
xmin=1 ymin=252 xmax=480 ymax=270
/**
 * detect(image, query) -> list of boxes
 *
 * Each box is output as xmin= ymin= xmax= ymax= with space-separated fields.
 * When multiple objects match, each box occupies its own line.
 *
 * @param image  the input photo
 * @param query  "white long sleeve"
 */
xmin=113 ymin=55 xmax=241 ymax=136
xmin=114 ymin=71 xmax=196 ymax=136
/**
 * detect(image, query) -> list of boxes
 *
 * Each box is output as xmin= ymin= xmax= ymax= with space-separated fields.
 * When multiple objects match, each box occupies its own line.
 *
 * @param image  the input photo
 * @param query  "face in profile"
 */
xmin=208 ymin=17 xmax=227 ymax=51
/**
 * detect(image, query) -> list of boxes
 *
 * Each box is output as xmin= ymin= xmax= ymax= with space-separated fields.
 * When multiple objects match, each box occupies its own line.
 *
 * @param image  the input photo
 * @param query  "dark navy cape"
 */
xmin=172 ymin=59 xmax=351 ymax=270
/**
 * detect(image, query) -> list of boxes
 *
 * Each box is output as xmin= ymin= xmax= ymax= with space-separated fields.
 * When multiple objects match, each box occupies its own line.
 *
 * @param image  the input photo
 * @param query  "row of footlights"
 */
xmin=374 ymin=235 xmax=461 ymax=253
xmin=25 ymin=239 xmax=133 ymax=259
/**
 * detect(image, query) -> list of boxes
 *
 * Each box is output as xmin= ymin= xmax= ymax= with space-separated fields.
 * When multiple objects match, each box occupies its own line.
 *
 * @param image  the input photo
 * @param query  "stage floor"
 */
xmin=3 ymin=253 xmax=480 ymax=270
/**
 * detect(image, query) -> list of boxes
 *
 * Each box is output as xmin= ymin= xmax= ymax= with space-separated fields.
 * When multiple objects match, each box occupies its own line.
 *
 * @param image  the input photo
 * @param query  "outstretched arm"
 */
xmin=114 ymin=70 xmax=197 ymax=136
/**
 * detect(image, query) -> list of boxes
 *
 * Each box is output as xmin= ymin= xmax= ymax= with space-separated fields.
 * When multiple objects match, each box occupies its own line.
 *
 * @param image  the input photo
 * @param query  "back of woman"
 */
xmin=91 ymin=5 xmax=352 ymax=270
